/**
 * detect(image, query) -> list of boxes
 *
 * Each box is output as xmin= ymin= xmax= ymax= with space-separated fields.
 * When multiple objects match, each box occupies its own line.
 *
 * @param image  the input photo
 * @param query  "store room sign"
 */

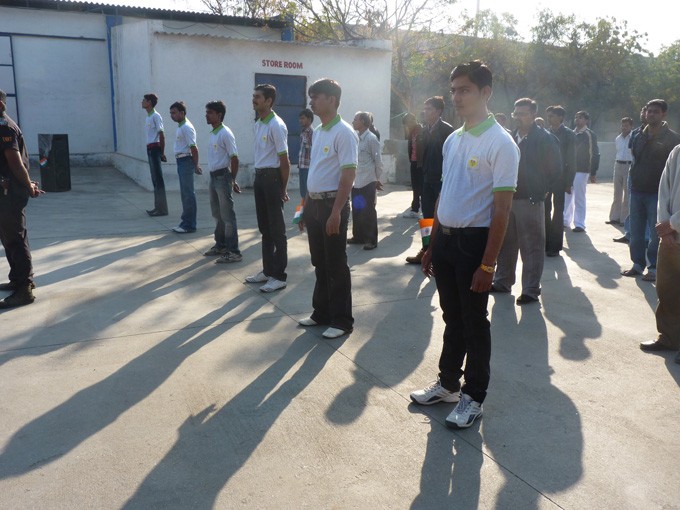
xmin=261 ymin=59 xmax=304 ymax=69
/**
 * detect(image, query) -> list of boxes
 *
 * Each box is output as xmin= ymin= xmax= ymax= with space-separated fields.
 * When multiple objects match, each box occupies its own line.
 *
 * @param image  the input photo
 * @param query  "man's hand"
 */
xmin=470 ymin=267 xmax=493 ymax=293
xmin=376 ymin=181 xmax=384 ymax=191
xmin=298 ymin=219 xmax=305 ymax=233
xmin=29 ymin=182 xmax=43 ymax=198
xmin=326 ymin=209 xmax=341 ymax=235
xmin=232 ymin=182 xmax=241 ymax=194
xmin=195 ymin=165 xmax=202 ymax=175
xmin=656 ymin=220 xmax=675 ymax=237
xmin=589 ymin=175 xmax=597 ymax=184
xmin=160 ymin=154 xmax=167 ymax=163
xmin=281 ymin=190 xmax=290 ymax=202
xmin=421 ymin=248 xmax=434 ymax=278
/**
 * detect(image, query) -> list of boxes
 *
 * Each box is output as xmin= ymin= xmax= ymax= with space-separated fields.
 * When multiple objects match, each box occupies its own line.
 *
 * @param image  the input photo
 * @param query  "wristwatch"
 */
xmin=480 ymin=263 xmax=495 ymax=274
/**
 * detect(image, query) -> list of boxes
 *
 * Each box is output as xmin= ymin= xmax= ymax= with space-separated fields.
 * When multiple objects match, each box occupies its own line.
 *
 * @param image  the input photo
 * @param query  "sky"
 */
xmin=115 ymin=0 xmax=673 ymax=55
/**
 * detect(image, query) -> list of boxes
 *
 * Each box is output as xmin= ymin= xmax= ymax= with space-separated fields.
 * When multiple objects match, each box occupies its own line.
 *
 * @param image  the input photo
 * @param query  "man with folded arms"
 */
xmin=298 ymin=79 xmax=358 ymax=339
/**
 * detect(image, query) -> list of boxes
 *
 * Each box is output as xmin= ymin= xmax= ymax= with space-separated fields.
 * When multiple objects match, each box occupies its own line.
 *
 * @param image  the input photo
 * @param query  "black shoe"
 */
xmin=148 ymin=210 xmax=168 ymax=217
xmin=363 ymin=242 xmax=377 ymax=250
xmin=546 ymin=251 xmax=559 ymax=257
xmin=640 ymin=339 xmax=675 ymax=352
xmin=613 ymin=236 xmax=630 ymax=244
xmin=347 ymin=237 xmax=362 ymax=245
xmin=605 ymin=220 xmax=620 ymax=225
xmin=0 ymin=285 xmax=35 ymax=308
xmin=0 ymin=281 xmax=36 ymax=291
xmin=572 ymin=227 xmax=585 ymax=233
xmin=516 ymin=294 xmax=539 ymax=305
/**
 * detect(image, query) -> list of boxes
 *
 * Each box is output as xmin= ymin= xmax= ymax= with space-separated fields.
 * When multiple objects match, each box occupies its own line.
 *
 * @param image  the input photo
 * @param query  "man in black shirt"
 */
xmin=0 ymin=89 xmax=42 ymax=308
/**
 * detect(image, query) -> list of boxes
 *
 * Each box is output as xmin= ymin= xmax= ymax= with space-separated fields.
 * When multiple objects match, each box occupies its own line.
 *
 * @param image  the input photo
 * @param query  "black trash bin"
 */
xmin=38 ymin=134 xmax=71 ymax=192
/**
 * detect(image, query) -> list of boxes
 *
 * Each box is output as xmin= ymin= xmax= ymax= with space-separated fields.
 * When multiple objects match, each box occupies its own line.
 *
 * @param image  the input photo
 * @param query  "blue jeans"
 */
xmin=176 ymin=156 xmax=197 ymax=230
xmin=299 ymin=167 xmax=309 ymax=199
xmin=629 ymin=191 xmax=659 ymax=273
xmin=209 ymin=170 xmax=240 ymax=255
xmin=146 ymin=146 xmax=168 ymax=214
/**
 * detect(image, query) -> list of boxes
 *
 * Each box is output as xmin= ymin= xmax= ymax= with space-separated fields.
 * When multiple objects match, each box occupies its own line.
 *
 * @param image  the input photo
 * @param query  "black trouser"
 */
xmin=409 ymin=161 xmax=423 ymax=213
xmin=0 ymin=193 xmax=33 ymax=285
xmin=146 ymin=146 xmax=168 ymax=214
xmin=303 ymin=197 xmax=353 ymax=331
xmin=421 ymin=180 xmax=442 ymax=219
xmin=254 ymin=168 xmax=287 ymax=281
xmin=351 ymin=182 xmax=378 ymax=245
xmin=545 ymin=188 xmax=565 ymax=253
xmin=432 ymin=226 xmax=491 ymax=403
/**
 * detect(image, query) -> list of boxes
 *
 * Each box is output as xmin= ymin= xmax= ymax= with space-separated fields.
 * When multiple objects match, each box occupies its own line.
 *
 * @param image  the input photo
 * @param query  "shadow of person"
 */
xmin=486 ymin=303 xmax=583 ymax=509
xmin=542 ymin=257 xmax=602 ymax=361
xmin=563 ymin=232 xmax=620 ymax=289
xmin=121 ymin=331 xmax=343 ymax=509
xmin=409 ymin=406 xmax=483 ymax=509
xmin=0 ymin=292 xmax=260 ymax=479
xmin=324 ymin=271 xmax=435 ymax=425
xmin=634 ymin=279 xmax=658 ymax=311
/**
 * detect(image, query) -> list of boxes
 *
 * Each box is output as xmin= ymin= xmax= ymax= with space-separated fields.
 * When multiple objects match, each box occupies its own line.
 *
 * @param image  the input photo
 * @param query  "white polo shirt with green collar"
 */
xmin=145 ymin=108 xmax=164 ymax=145
xmin=173 ymin=118 xmax=197 ymax=158
xmin=437 ymin=114 xmax=519 ymax=228
xmin=253 ymin=111 xmax=288 ymax=169
xmin=307 ymin=114 xmax=359 ymax=193
xmin=207 ymin=123 xmax=238 ymax=173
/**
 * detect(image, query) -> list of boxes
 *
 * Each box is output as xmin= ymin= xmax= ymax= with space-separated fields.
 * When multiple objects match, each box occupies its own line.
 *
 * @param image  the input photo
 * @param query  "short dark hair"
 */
xmin=205 ymin=100 xmax=226 ymax=121
xmin=450 ymin=60 xmax=493 ymax=90
xmin=308 ymin=78 xmax=342 ymax=106
xmin=621 ymin=117 xmax=634 ymax=124
xmin=254 ymin=84 xmax=277 ymax=106
xmin=424 ymin=96 xmax=445 ymax=112
xmin=546 ymin=105 xmax=566 ymax=118
xmin=514 ymin=97 xmax=538 ymax=114
xmin=647 ymin=99 xmax=668 ymax=113
xmin=355 ymin=111 xmax=371 ymax=128
xmin=170 ymin=101 xmax=186 ymax=113
xmin=144 ymin=93 xmax=158 ymax=107
xmin=299 ymin=108 xmax=314 ymax=120
xmin=575 ymin=110 xmax=590 ymax=120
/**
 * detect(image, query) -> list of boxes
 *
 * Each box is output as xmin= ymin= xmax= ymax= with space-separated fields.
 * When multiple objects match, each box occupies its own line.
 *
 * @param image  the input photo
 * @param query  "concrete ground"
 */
xmin=0 ymin=167 xmax=678 ymax=510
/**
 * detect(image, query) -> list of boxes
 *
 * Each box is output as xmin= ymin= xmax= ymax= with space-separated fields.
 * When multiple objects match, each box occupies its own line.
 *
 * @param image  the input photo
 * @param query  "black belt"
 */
xmin=440 ymin=226 xmax=489 ymax=235
xmin=308 ymin=191 xmax=338 ymax=200
xmin=616 ymin=160 xmax=632 ymax=164
xmin=210 ymin=167 xmax=229 ymax=176
xmin=255 ymin=167 xmax=280 ymax=176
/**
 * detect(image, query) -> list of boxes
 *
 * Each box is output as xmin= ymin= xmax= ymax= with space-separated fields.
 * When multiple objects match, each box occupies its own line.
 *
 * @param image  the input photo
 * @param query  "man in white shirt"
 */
xmin=298 ymin=79 xmax=358 ymax=339
xmin=141 ymin=93 xmax=168 ymax=216
xmin=409 ymin=61 xmax=519 ymax=429
xmin=203 ymin=100 xmax=242 ymax=264
xmin=245 ymin=84 xmax=291 ymax=293
xmin=169 ymin=101 xmax=201 ymax=233
xmin=640 ymin=144 xmax=680 ymax=364
xmin=607 ymin=117 xmax=633 ymax=225
xmin=348 ymin=111 xmax=383 ymax=250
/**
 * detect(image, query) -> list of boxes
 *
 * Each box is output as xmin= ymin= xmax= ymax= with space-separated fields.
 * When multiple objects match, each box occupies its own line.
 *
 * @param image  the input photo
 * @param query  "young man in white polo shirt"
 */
xmin=245 ymin=84 xmax=291 ymax=293
xmin=204 ymin=100 xmax=242 ymax=264
xmin=169 ymin=101 xmax=201 ymax=233
xmin=141 ymin=93 xmax=168 ymax=216
xmin=298 ymin=79 xmax=358 ymax=339
xmin=410 ymin=61 xmax=519 ymax=429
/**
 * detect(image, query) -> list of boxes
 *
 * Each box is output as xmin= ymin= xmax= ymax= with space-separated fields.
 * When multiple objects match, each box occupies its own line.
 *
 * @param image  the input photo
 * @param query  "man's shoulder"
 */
xmin=0 ymin=115 xmax=19 ymax=138
xmin=439 ymin=120 xmax=454 ymax=135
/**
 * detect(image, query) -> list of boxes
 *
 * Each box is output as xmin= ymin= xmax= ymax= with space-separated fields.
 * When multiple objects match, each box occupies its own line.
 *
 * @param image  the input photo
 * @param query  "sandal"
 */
xmin=621 ymin=268 xmax=641 ymax=277
xmin=641 ymin=273 xmax=656 ymax=282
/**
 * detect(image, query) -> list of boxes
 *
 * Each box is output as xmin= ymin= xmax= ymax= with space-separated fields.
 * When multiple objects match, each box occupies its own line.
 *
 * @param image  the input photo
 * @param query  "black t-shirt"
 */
xmin=0 ymin=114 xmax=29 ymax=185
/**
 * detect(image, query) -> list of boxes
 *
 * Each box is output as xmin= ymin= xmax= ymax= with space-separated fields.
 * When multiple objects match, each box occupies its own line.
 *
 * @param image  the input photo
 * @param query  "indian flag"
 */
xmin=293 ymin=204 xmax=303 ymax=224
xmin=419 ymin=218 xmax=434 ymax=248
xmin=39 ymin=157 xmax=48 ymax=167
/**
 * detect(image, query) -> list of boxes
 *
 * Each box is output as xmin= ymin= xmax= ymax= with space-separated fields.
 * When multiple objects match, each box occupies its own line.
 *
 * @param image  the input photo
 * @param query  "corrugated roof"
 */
xmin=2 ymin=0 xmax=290 ymax=28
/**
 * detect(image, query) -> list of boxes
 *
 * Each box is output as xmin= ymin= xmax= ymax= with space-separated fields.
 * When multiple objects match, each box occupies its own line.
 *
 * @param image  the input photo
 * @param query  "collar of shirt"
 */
xmin=211 ymin=124 xmax=225 ymax=134
xmin=258 ymin=111 xmax=275 ymax=124
xmin=178 ymin=119 xmax=186 ymax=127
xmin=321 ymin=114 xmax=342 ymax=131
xmin=147 ymin=108 xmax=156 ymax=117
xmin=457 ymin=113 xmax=496 ymax=138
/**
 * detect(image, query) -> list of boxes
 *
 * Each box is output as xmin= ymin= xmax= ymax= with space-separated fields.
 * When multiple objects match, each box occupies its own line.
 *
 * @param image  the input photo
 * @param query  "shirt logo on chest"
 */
xmin=468 ymin=157 xmax=479 ymax=169
xmin=323 ymin=146 xmax=330 ymax=153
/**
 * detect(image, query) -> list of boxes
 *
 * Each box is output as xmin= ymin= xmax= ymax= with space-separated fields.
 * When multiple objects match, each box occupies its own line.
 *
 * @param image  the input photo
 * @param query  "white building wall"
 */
xmin=113 ymin=23 xmax=392 ymax=190
xmin=0 ymin=7 xmax=113 ymax=159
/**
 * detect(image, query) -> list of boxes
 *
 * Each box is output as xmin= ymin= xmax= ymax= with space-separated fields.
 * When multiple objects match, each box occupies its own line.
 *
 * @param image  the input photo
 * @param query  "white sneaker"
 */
xmin=445 ymin=393 xmax=483 ymax=429
xmin=322 ymin=327 xmax=348 ymax=339
xmin=299 ymin=317 xmax=318 ymax=326
xmin=245 ymin=271 xmax=268 ymax=283
xmin=259 ymin=278 xmax=287 ymax=293
xmin=402 ymin=210 xmax=420 ymax=219
xmin=410 ymin=380 xmax=461 ymax=405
